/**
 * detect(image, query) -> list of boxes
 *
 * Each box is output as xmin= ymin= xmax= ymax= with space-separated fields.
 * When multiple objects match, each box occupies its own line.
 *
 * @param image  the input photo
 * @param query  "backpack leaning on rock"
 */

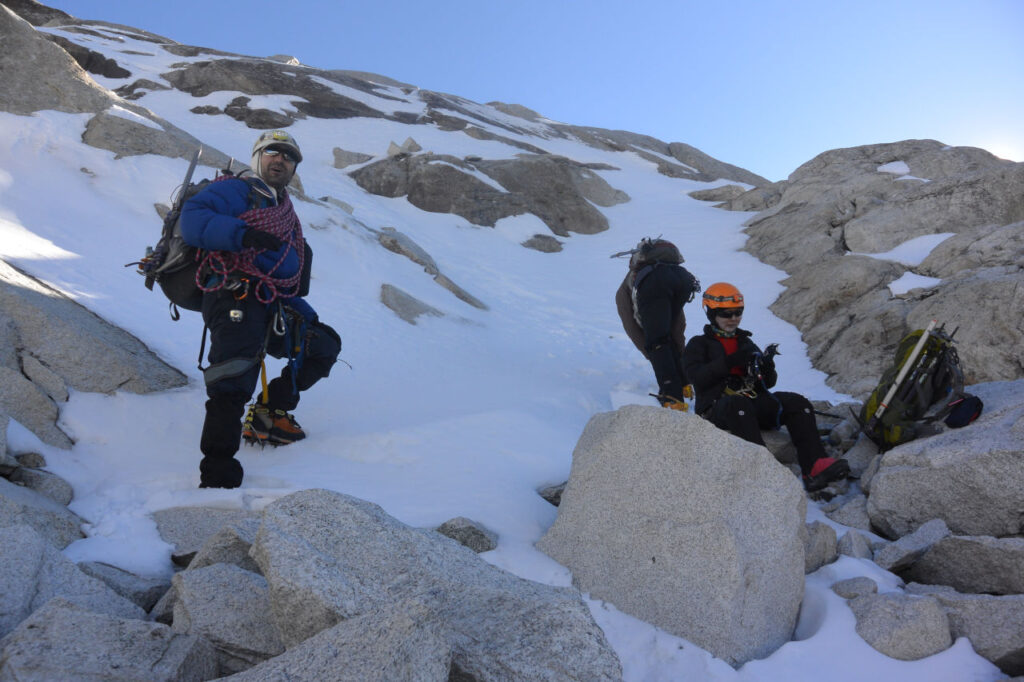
xmin=857 ymin=320 xmax=980 ymax=450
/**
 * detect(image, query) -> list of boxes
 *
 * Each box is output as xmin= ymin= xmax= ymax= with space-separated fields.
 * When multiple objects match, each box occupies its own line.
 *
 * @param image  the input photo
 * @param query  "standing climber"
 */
xmin=181 ymin=130 xmax=341 ymax=489
xmin=682 ymin=282 xmax=849 ymax=491
xmin=615 ymin=238 xmax=700 ymax=410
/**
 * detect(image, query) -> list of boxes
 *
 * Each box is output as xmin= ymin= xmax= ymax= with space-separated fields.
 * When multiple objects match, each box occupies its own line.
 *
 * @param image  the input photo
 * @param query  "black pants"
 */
xmin=708 ymin=390 xmax=825 ymax=475
xmin=199 ymin=288 xmax=340 ymax=460
xmin=635 ymin=267 xmax=688 ymax=400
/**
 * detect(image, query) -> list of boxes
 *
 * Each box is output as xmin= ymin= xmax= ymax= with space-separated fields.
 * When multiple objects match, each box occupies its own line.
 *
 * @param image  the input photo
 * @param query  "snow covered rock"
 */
xmin=380 ymin=283 xmax=443 ymax=324
xmin=0 ymin=598 xmax=216 ymax=682
xmin=250 ymin=488 xmax=621 ymax=679
xmin=867 ymin=381 xmax=1024 ymax=539
xmin=849 ymin=592 xmax=952 ymax=661
xmin=538 ymin=405 xmax=805 ymax=666
xmin=0 ymin=477 xmax=83 ymax=548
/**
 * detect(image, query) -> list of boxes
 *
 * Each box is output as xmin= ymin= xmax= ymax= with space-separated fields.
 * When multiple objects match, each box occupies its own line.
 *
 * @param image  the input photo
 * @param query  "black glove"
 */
xmin=242 ymin=228 xmax=282 ymax=251
xmin=726 ymin=349 xmax=754 ymax=369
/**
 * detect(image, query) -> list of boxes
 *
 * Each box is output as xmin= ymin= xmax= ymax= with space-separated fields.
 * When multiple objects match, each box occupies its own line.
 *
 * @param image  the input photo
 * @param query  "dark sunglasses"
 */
xmin=715 ymin=308 xmax=744 ymax=319
xmin=263 ymin=148 xmax=298 ymax=163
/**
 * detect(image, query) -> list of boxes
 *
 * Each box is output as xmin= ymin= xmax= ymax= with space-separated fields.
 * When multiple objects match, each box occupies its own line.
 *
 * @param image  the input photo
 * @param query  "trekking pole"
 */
xmin=864 ymin=319 xmax=937 ymax=434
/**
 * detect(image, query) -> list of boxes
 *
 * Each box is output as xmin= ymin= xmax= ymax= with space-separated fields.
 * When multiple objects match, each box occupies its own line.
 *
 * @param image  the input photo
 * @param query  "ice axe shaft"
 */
xmin=866 ymin=319 xmax=937 ymax=430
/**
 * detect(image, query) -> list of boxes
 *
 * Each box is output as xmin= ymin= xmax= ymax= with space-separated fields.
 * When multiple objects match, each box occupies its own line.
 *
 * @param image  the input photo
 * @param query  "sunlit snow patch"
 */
xmin=888 ymin=272 xmax=942 ymax=296
xmin=850 ymin=233 xmax=955 ymax=267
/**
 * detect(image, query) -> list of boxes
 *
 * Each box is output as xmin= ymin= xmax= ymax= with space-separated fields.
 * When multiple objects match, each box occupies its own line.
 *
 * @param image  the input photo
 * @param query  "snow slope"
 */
xmin=0 ymin=18 xmax=1002 ymax=681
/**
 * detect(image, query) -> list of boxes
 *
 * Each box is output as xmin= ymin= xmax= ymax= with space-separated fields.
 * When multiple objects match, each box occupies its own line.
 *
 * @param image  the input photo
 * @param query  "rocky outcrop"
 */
xmin=0 ymin=599 xmax=217 ymax=681
xmin=1 ymin=259 xmax=186 ymax=447
xmin=729 ymin=140 xmax=1024 ymax=396
xmin=351 ymin=152 xmax=626 ymax=237
xmin=538 ymin=405 xmax=806 ymax=666
xmin=0 ymin=4 xmax=112 ymax=115
xmin=245 ymin=489 xmax=621 ymax=678
xmin=375 ymin=227 xmax=488 ymax=310
xmin=161 ymin=59 xmax=400 ymax=123
xmin=380 ymin=284 xmax=443 ymax=324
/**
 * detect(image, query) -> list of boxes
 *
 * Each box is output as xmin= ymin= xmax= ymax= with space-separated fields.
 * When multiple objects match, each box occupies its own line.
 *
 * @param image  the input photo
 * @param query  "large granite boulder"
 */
xmin=866 ymin=380 xmax=1024 ymax=539
xmin=249 ymin=489 xmax=621 ymax=680
xmin=537 ymin=405 xmax=806 ymax=666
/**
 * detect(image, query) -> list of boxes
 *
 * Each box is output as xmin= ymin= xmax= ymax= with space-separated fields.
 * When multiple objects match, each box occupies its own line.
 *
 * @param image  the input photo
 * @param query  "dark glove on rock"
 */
xmin=726 ymin=349 xmax=753 ymax=368
xmin=242 ymin=228 xmax=282 ymax=251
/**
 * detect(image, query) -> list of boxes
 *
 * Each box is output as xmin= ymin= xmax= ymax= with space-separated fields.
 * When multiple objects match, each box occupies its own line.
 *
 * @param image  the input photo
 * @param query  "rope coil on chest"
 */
xmin=195 ymin=177 xmax=304 ymax=303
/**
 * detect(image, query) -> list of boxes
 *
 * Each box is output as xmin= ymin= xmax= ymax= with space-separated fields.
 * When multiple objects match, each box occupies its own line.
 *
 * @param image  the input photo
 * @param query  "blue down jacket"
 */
xmin=181 ymin=176 xmax=315 ymax=321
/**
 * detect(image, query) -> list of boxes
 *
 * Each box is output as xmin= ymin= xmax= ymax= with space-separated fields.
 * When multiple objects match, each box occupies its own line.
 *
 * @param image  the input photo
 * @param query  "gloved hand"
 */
xmin=682 ymin=384 xmax=694 ymax=400
xmin=726 ymin=349 xmax=754 ymax=369
xmin=242 ymin=228 xmax=282 ymax=251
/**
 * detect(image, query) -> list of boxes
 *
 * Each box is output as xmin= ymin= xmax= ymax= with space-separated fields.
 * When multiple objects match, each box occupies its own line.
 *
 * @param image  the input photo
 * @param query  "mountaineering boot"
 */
xmin=242 ymin=402 xmax=306 ymax=446
xmin=199 ymin=456 xmax=243 ymax=489
xmin=662 ymin=396 xmax=689 ymax=412
xmin=803 ymin=457 xmax=850 ymax=492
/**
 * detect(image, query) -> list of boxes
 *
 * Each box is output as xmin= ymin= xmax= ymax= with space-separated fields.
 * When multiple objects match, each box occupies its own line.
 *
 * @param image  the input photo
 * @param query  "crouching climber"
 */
xmin=181 ymin=130 xmax=341 ymax=489
xmin=682 ymin=282 xmax=849 ymax=491
xmin=614 ymin=238 xmax=700 ymax=411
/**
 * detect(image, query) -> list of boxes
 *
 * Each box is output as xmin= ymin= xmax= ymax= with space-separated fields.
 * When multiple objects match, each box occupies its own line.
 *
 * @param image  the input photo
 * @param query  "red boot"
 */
xmin=803 ymin=457 xmax=850 ymax=492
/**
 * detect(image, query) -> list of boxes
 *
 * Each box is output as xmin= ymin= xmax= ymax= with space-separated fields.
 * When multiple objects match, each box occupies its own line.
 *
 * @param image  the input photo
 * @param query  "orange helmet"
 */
xmin=702 ymin=282 xmax=744 ymax=312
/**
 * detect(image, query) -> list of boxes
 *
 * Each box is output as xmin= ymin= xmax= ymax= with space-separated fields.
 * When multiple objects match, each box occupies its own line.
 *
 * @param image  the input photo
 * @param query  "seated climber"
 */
xmin=682 ymin=282 xmax=849 ymax=491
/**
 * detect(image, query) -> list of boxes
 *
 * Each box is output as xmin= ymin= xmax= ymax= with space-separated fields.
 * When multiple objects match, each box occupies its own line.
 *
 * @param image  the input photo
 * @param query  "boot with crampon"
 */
xmin=242 ymin=402 xmax=306 ymax=446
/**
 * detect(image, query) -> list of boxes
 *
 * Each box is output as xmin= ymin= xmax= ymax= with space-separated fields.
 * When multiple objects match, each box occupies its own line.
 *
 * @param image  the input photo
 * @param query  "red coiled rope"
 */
xmin=195 ymin=178 xmax=304 ymax=303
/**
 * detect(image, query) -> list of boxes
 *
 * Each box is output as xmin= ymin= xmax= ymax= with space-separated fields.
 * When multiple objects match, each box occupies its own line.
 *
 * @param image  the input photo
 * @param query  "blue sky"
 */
xmin=42 ymin=0 xmax=1024 ymax=181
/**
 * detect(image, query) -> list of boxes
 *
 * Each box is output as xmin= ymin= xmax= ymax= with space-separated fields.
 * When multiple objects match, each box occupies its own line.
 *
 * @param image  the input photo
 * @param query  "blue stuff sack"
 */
xmin=944 ymin=393 xmax=983 ymax=428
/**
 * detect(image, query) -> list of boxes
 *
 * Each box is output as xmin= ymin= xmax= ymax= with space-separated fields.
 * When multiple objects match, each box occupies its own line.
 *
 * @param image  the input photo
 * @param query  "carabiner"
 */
xmin=273 ymin=305 xmax=287 ymax=336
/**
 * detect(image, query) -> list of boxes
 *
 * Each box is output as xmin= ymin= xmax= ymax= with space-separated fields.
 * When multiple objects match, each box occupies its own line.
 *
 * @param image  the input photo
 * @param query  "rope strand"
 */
xmin=195 ymin=178 xmax=304 ymax=303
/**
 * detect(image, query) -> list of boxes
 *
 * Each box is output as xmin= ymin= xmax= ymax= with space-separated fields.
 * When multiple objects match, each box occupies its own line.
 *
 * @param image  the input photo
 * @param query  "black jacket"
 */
xmin=682 ymin=325 xmax=777 ymax=414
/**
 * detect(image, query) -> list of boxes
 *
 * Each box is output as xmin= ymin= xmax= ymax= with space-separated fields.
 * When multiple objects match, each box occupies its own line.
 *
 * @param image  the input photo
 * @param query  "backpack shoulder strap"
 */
xmin=630 ymin=264 xmax=659 ymax=328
